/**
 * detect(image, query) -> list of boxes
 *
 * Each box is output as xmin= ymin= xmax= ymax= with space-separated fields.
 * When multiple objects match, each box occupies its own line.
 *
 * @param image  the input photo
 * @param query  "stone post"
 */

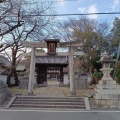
xmin=28 ymin=47 xmax=35 ymax=95
xmin=68 ymin=47 xmax=76 ymax=96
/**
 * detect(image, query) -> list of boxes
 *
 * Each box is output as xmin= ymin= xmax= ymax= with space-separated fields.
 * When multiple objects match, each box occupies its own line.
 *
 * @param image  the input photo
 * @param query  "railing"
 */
xmin=22 ymin=85 xmax=27 ymax=108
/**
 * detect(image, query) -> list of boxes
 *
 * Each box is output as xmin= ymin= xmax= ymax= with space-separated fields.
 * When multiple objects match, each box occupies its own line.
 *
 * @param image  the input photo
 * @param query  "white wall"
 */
xmin=63 ymin=74 xmax=69 ymax=84
xmin=0 ymin=75 xmax=15 ymax=84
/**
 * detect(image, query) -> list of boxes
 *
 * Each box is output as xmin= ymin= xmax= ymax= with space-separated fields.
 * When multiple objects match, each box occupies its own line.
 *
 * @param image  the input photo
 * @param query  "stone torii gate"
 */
xmin=21 ymin=39 xmax=84 ymax=96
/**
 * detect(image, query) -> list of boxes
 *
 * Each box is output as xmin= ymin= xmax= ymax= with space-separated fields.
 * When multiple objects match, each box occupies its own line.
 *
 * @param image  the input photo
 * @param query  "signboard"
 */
xmin=48 ymin=43 xmax=56 ymax=54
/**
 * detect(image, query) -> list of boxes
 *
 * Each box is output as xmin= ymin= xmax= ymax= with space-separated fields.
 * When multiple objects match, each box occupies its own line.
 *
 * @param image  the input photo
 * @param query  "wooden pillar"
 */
xmin=69 ymin=47 xmax=76 ymax=96
xmin=43 ymin=66 xmax=47 ymax=85
xmin=60 ymin=67 xmax=63 ymax=83
xmin=28 ymin=47 xmax=35 ymax=95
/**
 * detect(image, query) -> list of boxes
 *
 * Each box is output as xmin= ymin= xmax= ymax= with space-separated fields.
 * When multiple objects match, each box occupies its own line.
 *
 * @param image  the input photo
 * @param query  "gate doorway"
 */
xmin=36 ymin=62 xmax=68 ymax=86
xmin=47 ymin=67 xmax=60 ymax=85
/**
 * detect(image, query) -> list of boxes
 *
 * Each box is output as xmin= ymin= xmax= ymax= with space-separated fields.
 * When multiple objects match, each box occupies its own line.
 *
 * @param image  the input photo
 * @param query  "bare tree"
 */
xmin=0 ymin=0 xmax=24 ymax=37
xmin=0 ymin=0 xmax=24 ymax=52
xmin=0 ymin=0 xmax=55 ymax=86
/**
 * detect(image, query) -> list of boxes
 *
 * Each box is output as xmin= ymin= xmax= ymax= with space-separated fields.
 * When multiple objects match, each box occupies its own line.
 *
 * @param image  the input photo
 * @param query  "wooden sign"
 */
xmin=45 ymin=39 xmax=59 ymax=55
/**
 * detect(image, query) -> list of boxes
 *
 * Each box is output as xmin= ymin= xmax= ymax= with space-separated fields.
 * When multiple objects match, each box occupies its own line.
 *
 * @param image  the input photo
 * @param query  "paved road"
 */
xmin=0 ymin=110 xmax=120 ymax=120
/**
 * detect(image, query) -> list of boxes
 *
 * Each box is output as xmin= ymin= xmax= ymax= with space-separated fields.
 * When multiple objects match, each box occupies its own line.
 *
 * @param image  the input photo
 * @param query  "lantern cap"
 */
xmin=98 ymin=51 xmax=113 ymax=63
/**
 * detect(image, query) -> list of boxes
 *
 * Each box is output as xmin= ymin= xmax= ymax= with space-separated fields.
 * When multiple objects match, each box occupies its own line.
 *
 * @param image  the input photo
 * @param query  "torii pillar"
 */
xmin=69 ymin=46 xmax=76 ymax=96
xmin=28 ymin=47 xmax=36 ymax=95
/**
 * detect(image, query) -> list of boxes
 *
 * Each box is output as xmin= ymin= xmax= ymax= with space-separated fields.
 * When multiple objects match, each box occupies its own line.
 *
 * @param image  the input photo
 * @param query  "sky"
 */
xmin=52 ymin=0 xmax=120 ymax=23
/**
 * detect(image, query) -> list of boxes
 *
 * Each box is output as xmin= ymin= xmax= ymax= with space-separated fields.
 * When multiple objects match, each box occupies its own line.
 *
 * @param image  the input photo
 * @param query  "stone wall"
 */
xmin=0 ymin=80 xmax=11 ymax=104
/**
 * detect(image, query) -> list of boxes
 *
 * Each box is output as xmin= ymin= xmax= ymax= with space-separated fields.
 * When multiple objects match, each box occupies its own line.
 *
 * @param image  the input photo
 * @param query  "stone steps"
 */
xmin=11 ymin=104 xmax=85 ymax=109
xmin=14 ymin=99 xmax=84 ymax=102
xmin=15 ymin=97 xmax=84 ymax=101
xmin=11 ymin=104 xmax=86 ymax=109
xmin=8 ymin=96 xmax=86 ymax=109
xmin=16 ymin=96 xmax=83 ymax=99
xmin=13 ymin=101 xmax=85 ymax=105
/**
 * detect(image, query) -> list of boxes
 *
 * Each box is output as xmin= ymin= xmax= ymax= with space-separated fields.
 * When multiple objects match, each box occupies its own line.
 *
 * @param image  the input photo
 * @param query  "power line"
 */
xmin=24 ymin=12 xmax=120 ymax=17
xmin=1 ymin=12 xmax=120 ymax=17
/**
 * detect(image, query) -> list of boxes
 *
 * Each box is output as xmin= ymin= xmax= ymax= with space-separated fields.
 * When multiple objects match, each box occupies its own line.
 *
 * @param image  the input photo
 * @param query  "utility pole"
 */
xmin=115 ymin=38 xmax=120 ymax=64
xmin=113 ymin=37 xmax=120 ymax=80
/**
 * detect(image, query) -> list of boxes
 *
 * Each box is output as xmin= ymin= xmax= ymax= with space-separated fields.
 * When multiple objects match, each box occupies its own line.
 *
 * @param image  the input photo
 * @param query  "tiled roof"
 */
xmin=0 ymin=55 xmax=11 ymax=67
xmin=35 ymin=56 xmax=68 ymax=64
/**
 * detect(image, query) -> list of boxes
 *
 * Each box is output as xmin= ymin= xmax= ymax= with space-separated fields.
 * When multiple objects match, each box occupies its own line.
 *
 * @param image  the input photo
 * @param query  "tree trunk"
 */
xmin=13 ymin=68 xmax=19 ymax=86
xmin=89 ymin=65 xmax=95 ymax=85
xmin=6 ymin=70 xmax=13 ymax=87
xmin=11 ymin=48 xmax=19 ymax=86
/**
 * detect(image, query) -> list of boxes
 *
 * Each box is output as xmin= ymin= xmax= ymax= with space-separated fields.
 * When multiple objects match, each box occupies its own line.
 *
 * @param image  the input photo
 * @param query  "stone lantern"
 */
xmin=98 ymin=51 xmax=114 ymax=81
xmin=94 ymin=51 xmax=120 ymax=108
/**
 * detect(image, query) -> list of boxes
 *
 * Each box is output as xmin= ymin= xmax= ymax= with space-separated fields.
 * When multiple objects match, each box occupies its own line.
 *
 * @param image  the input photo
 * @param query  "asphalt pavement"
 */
xmin=0 ymin=109 xmax=120 ymax=120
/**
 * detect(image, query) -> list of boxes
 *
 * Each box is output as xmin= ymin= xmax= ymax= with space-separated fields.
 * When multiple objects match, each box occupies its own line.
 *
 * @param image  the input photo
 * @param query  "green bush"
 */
xmin=93 ymin=72 xmax=103 ymax=80
xmin=114 ymin=61 xmax=120 ymax=84
xmin=115 ymin=69 xmax=120 ymax=84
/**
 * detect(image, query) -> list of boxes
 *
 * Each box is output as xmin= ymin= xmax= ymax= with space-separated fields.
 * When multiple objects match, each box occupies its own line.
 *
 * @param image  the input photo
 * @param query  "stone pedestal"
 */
xmin=94 ymin=52 xmax=120 ymax=108
xmin=94 ymin=80 xmax=120 ymax=108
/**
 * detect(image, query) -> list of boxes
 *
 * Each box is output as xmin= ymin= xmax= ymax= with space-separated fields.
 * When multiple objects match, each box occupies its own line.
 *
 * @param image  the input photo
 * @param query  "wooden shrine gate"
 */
xmin=21 ymin=39 xmax=85 ymax=96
